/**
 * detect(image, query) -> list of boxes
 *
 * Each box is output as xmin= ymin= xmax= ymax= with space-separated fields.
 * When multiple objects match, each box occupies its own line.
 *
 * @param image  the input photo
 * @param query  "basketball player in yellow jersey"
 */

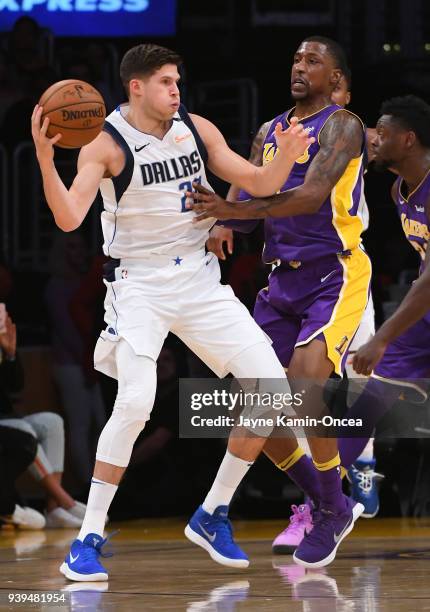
xmin=31 ymin=44 xmax=313 ymax=580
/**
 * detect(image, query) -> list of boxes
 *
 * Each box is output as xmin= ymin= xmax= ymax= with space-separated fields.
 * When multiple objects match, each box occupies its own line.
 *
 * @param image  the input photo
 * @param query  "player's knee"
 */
xmin=96 ymin=387 xmax=153 ymax=467
xmin=289 ymin=356 xmax=330 ymax=381
xmin=96 ymin=354 xmax=157 ymax=467
xmin=112 ymin=385 xmax=155 ymax=429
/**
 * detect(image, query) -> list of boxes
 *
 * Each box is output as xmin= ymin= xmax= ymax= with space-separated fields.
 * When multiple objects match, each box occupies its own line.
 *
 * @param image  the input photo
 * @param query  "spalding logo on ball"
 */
xmin=39 ymin=80 xmax=106 ymax=149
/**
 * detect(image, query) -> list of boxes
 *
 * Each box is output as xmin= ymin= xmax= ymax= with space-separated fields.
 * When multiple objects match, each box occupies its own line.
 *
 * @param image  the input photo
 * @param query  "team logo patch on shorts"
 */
xmin=335 ymin=335 xmax=349 ymax=355
xmin=121 ymin=268 xmax=128 ymax=279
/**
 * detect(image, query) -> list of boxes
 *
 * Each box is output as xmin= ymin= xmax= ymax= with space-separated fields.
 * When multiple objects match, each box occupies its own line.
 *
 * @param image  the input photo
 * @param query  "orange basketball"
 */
xmin=39 ymin=80 xmax=106 ymax=149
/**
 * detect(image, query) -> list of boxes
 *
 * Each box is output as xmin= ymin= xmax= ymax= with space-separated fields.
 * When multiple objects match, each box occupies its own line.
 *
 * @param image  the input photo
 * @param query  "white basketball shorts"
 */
xmin=94 ymin=249 xmax=272 ymax=379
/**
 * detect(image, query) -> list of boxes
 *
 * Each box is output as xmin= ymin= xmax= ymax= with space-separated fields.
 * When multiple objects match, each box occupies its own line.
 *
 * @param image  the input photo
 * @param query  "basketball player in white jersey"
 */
xmin=31 ymin=44 xmax=313 ymax=581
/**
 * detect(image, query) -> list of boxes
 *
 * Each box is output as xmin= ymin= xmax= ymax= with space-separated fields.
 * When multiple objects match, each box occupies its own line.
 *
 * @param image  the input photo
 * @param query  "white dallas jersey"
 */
xmin=100 ymin=104 xmax=213 ymax=258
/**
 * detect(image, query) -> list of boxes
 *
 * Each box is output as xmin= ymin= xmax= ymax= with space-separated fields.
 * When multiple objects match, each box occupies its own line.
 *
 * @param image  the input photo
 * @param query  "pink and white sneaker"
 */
xmin=272 ymin=504 xmax=313 ymax=555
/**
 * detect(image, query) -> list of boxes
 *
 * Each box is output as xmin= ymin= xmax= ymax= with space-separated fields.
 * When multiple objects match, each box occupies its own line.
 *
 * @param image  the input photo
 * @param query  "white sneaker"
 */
xmin=0 ymin=505 xmax=46 ymax=530
xmin=45 ymin=507 xmax=82 ymax=529
xmin=68 ymin=501 xmax=109 ymax=525
xmin=67 ymin=501 xmax=87 ymax=520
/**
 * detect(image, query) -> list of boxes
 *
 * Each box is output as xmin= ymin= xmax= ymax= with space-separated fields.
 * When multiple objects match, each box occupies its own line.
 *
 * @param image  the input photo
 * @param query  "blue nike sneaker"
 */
xmin=184 ymin=505 xmax=249 ymax=568
xmin=60 ymin=533 xmax=113 ymax=581
xmin=348 ymin=459 xmax=384 ymax=518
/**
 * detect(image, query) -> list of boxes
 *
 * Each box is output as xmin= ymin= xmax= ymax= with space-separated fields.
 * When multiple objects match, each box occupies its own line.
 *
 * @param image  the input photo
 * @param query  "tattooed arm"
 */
xmin=189 ymin=110 xmax=363 ymax=221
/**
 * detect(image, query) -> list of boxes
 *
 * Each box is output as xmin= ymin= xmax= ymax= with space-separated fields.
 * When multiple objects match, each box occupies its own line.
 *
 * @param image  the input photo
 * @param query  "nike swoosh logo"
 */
xmin=320 ymin=270 xmax=337 ymax=283
xmin=175 ymin=133 xmax=192 ymax=143
xmin=333 ymin=516 xmax=353 ymax=543
xmin=135 ymin=144 xmax=150 ymax=152
xmin=69 ymin=552 xmax=79 ymax=563
xmin=198 ymin=522 xmax=216 ymax=543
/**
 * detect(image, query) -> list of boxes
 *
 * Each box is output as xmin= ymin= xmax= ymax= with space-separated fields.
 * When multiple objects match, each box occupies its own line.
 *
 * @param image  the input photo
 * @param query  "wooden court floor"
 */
xmin=1 ymin=517 xmax=430 ymax=611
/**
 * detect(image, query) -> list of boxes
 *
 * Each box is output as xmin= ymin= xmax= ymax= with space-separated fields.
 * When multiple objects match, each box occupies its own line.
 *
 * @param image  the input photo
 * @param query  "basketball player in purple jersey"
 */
xmin=312 ymin=94 xmax=430 ymax=491
xmin=210 ymin=70 xmax=382 ymax=554
xmin=205 ymin=67 xmax=380 ymax=556
xmin=186 ymin=36 xmax=370 ymax=568
xmin=348 ymin=96 xmax=430 ymax=410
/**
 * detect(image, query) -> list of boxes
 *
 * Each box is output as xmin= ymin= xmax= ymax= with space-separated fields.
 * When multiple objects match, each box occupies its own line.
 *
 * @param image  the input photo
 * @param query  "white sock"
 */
xmin=78 ymin=478 xmax=118 ymax=541
xmin=358 ymin=438 xmax=374 ymax=462
xmin=202 ymin=450 xmax=254 ymax=515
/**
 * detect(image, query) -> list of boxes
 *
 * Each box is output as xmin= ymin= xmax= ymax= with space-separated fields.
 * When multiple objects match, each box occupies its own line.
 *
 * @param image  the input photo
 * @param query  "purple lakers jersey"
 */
xmin=395 ymin=170 xmax=430 ymax=274
xmin=261 ymin=104 xmax=366 ymax=264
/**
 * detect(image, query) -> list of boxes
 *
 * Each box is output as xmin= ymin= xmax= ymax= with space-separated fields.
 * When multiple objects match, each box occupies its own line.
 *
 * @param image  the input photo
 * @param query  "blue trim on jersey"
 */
xmin=178 ymin=104 xmax=208 ymax=167
xmin=103 ymin=121 xmax=134 ymax=256
xmin=111 ymin=283 xmax=119 ymax=334
xmin=103 ymin=121 xmax=134 ymax=204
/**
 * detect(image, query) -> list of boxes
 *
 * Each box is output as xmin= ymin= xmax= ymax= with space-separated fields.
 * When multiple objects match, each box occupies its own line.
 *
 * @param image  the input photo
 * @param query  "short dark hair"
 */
xmin=120 ymin=44 xmax=182 ymax=96
xmin=301 ymin=35 xmax=349 ymax=75
xmin=381 ymin=95 xmax=430 ymax=148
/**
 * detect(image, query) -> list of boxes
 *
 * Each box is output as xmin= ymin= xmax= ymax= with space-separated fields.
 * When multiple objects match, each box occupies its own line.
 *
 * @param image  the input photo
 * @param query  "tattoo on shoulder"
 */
xmin=309 ymin=111 xmax=363 ymax=186
xmin=248 ymin=121 xmax=271 ymax=166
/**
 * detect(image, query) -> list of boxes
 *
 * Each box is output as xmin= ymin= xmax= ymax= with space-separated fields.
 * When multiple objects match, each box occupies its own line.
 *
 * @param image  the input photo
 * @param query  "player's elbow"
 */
xmin=54 ymin=213 xmax=82 ymax=232
xmin=59 ymin=223 xmax=80 ymax=233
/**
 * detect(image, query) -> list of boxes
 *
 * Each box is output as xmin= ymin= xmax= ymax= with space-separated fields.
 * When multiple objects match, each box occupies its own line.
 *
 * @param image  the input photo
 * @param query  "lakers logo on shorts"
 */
xmin=335 ymin=335 xmax=349 ymax=355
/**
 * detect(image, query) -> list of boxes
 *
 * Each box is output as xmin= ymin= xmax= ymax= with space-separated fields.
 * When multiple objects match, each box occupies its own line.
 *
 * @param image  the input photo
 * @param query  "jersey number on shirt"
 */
xmin=179 ymin=176 xmax=202 ymax=212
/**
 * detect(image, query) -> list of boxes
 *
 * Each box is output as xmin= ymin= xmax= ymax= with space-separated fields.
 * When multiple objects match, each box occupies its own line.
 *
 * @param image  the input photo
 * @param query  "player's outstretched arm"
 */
xmin=190 ymin=114 xmax=313 ymax=197
xmin=188 ymin=111 xmax=362 ymax=221
xmin=31 ymin=105 xmax=111 ymax=232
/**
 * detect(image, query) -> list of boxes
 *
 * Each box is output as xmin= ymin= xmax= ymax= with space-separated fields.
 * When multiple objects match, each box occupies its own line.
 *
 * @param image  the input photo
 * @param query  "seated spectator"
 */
xmin=45 ymin=232 xmax=106 ymax=492
xmin=0 ymin=425 xmax=45 ymax=529
xmin=0 ymin=311 xmax=86 ymax=528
